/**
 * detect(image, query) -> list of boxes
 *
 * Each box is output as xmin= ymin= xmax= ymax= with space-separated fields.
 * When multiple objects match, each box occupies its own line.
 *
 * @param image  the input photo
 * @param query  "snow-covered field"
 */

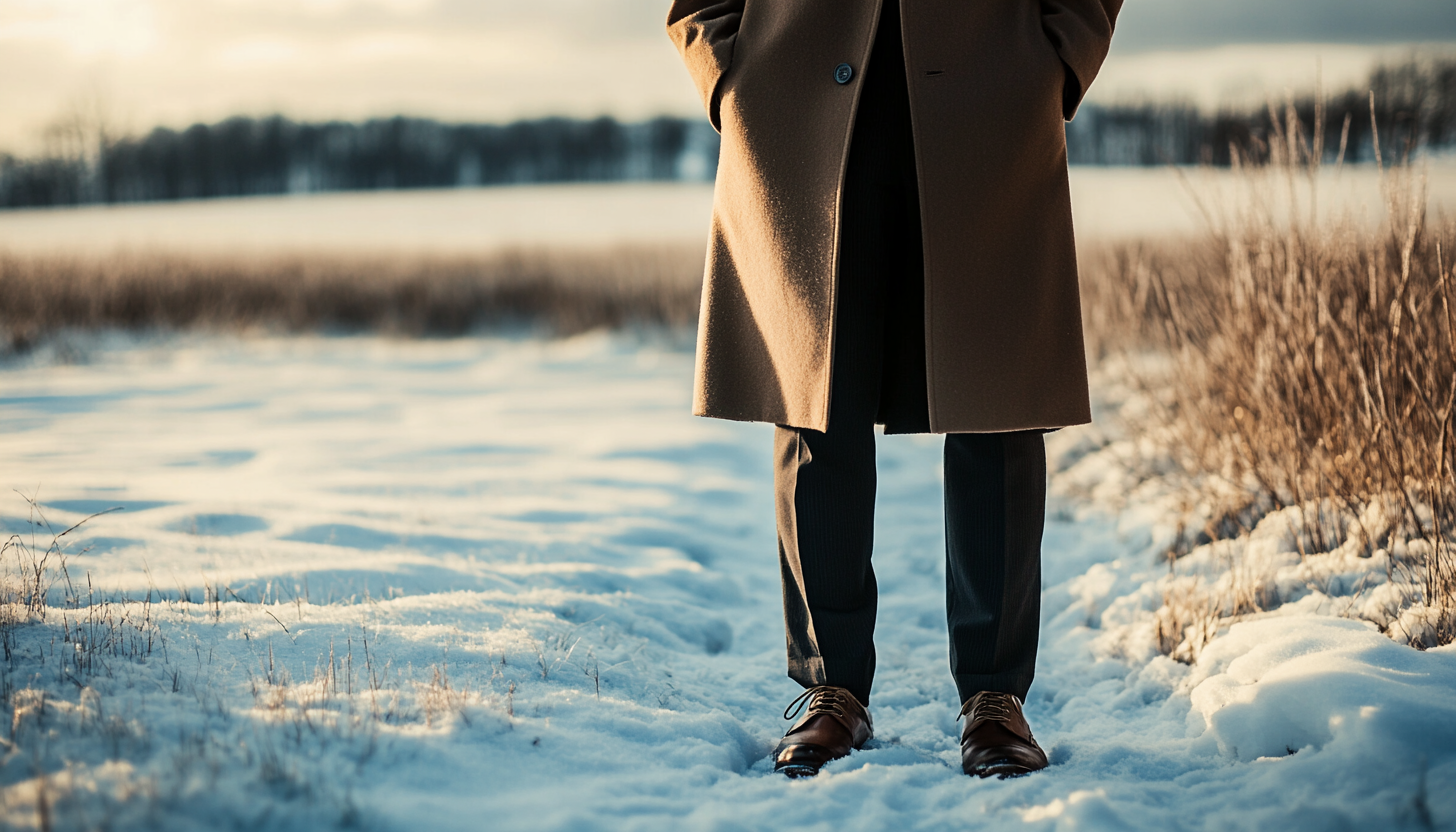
xmin=2 ymin=333 xmax=1452 ymax=830
xmin=3 ymin=160 xmax=1456 ymax=260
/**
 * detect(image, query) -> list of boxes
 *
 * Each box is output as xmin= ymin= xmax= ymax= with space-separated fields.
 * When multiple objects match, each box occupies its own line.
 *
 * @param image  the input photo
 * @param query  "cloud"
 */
xmin=1113 ymin=0 xmax=1456 ymax=51
xmin=0 ymin=0 xmax=694 ymax=152
xmin=0 ymin=0 xmax=1452 ymax=153
xmin=0 ymin=0 xmax=160 ymax=59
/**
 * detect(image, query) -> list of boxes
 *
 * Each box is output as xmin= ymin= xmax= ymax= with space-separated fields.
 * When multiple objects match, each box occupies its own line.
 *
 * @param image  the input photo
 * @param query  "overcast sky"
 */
xmin=2 ymin=0 xmax=1454 ymax=153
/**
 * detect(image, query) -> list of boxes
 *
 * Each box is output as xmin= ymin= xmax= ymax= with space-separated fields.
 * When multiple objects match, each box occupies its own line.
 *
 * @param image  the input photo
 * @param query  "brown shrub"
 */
xmin=0 ymin=244 xmax=705 ymax=350
xmin=1083 ymin=103 xmax=1456 ymax=648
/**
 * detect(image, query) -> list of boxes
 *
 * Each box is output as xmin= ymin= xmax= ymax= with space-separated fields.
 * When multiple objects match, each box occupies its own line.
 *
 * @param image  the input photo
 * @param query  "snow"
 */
xmin=0 ymin=183 xmax=718 ymax=258
xmin=2 ymin=332 xmax=1452 ymax=829
xmin=4 ymin=160 xmax=1456 ymax=260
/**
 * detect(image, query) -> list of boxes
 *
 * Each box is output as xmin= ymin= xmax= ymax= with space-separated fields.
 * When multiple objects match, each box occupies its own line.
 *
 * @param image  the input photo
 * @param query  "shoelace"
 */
xmin=783 ymin=685 xmax=859 ymax=723
xmin=957 ymin=691 xmax=1019 ymax=725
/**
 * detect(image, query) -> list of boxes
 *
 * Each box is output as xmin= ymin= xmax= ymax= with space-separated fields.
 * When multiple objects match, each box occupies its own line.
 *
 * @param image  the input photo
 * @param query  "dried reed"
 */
xmin=1083 ymin=99 xmax=1456 ymax=650
xmin=0 ymin=243 xmax=705 ymax=351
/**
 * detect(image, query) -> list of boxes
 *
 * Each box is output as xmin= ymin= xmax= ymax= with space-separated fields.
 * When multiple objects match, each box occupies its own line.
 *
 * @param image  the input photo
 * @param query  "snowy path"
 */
xmin=1 ymin=334 xmax=1452 ymax=830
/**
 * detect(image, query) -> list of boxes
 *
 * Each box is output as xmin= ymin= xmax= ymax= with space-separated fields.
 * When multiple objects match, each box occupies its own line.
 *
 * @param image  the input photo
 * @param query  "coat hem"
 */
xmin=694 ymin=406 xmax=1091 ymax=436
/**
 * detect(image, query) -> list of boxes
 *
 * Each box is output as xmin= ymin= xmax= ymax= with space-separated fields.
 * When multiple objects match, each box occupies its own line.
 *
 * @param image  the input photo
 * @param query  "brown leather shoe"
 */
xmin=959 ymin=691 xmax=1049 ymax=778
xmin=773 ymin=685 xmax=873 ymax=778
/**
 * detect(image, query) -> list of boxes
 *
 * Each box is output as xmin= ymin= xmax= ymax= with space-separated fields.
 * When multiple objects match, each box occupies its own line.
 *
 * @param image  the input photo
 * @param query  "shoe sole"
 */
xmin=968 ymin=759 xmax=1042 ymax=779
xmin=775 ymin=763 xmax=822 ymax=778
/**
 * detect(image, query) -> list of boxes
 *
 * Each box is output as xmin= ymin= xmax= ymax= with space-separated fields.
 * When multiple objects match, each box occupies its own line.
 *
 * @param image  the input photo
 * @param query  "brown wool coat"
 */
xmin=667 ymin=0 xmax=1121 ymax=433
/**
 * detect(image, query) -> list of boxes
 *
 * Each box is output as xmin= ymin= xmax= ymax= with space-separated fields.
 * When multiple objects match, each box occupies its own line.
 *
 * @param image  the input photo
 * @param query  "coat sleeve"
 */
xmin=666 ymin=0 xmax=745 ymax=132
xmin=1039 ymin=0 xmax=1122 ymax=121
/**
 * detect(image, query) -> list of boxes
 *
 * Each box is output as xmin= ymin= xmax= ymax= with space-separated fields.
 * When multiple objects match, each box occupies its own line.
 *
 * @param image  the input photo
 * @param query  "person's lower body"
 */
xmin=773 ymin=424 xmax=1050 ymax=778
xmin=770 ymin=0 xmax=1050 ymax=778
xmin=775 ymin=424 xmax=1047 ymax=710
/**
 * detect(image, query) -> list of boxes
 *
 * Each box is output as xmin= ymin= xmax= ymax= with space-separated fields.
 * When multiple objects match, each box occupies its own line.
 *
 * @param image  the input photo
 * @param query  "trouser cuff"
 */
xmin=952 ymin=671 xmax=1034 ymax=705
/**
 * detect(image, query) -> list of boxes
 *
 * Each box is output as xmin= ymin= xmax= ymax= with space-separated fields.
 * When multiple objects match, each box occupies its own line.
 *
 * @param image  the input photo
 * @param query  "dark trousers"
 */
xmin=774 ymin=0 xmax=1046 ymax=707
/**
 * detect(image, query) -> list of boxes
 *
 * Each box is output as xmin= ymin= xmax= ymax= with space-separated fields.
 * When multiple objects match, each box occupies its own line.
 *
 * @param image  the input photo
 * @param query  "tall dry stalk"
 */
xmin=1084 ymin=98 xmax=1456 ymax=649
xmin=0 ymin=244 xmax=705 ymax=350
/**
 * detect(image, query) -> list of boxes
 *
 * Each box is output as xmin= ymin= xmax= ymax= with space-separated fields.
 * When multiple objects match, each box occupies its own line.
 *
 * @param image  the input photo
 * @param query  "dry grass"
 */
xmin=0 ymin=496 xmax=157 ymax=671
xmin=1083 ymin=102 xmax=1456 ymax=652
xmin=0 ymin=243 xmax=705 ymax=351
xmin=0 ymin=499 xmax=498 ymax=829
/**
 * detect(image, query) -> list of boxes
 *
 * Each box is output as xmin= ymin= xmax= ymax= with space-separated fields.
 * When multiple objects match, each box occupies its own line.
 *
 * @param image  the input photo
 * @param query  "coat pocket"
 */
xmin=1033 ymin=5 xmax=1077 ymax=120
xmin=711 ymin=0 xmax=760 ymax=132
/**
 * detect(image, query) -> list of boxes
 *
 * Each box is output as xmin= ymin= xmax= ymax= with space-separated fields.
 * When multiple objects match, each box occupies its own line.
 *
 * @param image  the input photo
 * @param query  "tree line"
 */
xmin=1067 ymin=58 xmax=1456 ymax=166
xmin=0 ymin=116 xmax=722 ymax=209
xmin=2 ymin=58 xmax=1452 ymax=209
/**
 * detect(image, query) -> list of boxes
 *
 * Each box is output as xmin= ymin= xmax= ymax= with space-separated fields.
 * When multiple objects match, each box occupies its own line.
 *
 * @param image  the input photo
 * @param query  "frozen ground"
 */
xmin=3 ymin=161 xmax=1456 ymax=260
xmin=0 ymin=333 xmax=1453 ymax=830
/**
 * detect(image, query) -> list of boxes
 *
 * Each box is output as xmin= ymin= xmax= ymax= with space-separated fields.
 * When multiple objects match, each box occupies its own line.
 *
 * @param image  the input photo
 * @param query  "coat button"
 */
xmin=834 ymin=63 xmax=854 ymax=84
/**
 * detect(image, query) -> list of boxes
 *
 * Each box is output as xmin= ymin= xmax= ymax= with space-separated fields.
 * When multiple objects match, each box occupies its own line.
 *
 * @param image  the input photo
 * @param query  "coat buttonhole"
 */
xmin=925 ymin=70 xmax=945 ymax=77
